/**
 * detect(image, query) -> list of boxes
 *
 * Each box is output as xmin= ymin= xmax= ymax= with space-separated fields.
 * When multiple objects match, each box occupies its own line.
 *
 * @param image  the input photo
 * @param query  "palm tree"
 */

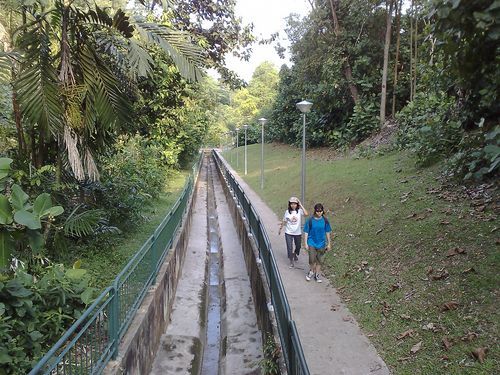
xmin=0 ymin=0 xmax=204 ymax=181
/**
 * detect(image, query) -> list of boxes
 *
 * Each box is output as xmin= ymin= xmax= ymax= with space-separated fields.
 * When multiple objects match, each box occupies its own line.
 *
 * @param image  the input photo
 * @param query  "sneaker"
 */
xmin=315 ymin=273 xmax=322 ymax=283
xmin=293 ymin=254 xmax=299 ymax=261
xmin=305 ymin=271 xmax=314 ymax=281
xmin=289 ymin=261 xmax=294 ymax=269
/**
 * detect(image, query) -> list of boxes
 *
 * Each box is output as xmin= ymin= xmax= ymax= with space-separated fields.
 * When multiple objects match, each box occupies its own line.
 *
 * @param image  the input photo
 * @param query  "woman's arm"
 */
xmin=299 ymin=201 xmax=309 ymax=216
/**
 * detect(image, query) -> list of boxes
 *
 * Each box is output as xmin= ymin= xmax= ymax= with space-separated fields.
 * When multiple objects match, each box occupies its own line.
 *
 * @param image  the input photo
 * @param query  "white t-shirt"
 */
xmin=283 ymin=208 xmax=304 ymax=235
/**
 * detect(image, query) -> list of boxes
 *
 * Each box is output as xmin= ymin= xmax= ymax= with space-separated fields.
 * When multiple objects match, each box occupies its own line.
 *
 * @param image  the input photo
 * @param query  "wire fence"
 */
xmin=29 ymin=154 xmax=202 ymax=375
xmin=212 ymin=150 xmax=309 ymax=375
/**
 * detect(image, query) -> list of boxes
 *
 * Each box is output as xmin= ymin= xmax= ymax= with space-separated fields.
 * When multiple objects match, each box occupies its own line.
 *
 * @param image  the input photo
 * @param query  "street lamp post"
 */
xmin=229 ymin=131 xmax=233 ymax=164
xmin=243 ymin=124 xmax=248 ymax=175
xmin=296 ymin=100 xmax=313 ymax=206
xmin=235 ymin=127 xmax=240 ymax=169
xmin=258 ymin=118 xmax=268 ymax=189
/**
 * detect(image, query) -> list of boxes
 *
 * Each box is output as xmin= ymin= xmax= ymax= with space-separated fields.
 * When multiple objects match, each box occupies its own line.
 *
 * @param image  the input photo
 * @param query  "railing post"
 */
xmin=109 ymin=285 xmax=120 ymax=359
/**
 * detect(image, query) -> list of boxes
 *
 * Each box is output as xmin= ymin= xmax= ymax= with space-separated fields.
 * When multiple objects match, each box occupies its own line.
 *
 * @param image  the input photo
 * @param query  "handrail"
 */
xmin=212 ymin=149 xmax=309 ymax=375
xmin=29 ymin=152 xmax=203 ymax=375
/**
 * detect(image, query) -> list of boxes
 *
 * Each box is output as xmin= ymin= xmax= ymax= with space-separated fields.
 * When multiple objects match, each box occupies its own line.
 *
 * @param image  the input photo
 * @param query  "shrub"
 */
xmin=395 ymin=92 xmax=463 ymax=165
xmin=447 ymin=124 xmax=500 ymax=181
xmin=94 ymin=135 xmax=170 ymax=227
xmin=0 ymin=264 xmax=95 ymax=374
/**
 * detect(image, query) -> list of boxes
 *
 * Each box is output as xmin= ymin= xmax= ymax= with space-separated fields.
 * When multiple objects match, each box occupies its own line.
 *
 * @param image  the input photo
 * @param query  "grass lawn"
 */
xmin=73 ymin=170 xmax=188 ymax=289
xmin=223 ymin=143 xmax=498 ymax=374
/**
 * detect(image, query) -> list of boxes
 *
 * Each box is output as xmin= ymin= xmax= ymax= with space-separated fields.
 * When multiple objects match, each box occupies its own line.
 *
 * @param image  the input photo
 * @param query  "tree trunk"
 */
xmin=328 ymin=0 xmax=360 ymax=105
xmin=413 ymin=7 xmax=418 ymax=99
xmin=409 ymin=0 xmax=414 ymax=101
xmin=380 ymin=0 xmax=394 ymax=127
xmin=391 ymin=0 xmax=402 ymax=116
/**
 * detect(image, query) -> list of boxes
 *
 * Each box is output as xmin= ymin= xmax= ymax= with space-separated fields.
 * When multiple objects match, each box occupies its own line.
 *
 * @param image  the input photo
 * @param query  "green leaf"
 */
xmin=0 ymin=158 xmax=12 ymax=180
xmin=29 ymin=330 xmax=43 ymax=342
xmin=80 ymin=288 xmax=94 ymax=305
xmin=6 ymin=279 xmax=32 ymax=298
xmin=73 ymin=259 xmax=82 ymax=269
xmin=66 ymin=268 xmax=87 ymax=279
xmin=27 ymin=230 xmax=44 ymax=253
xmin=0 ymin=231 xmax=13 ymax=269
xmin=44 ymin=206 xmax=64 ymax=217
xmin=0 ymin=302 xmax=5 ymax=316
xmin=11 ymin=184 xmax=29 ymax=211
xmin=0 ymin=195 xmax=12 ymax=225
xmin=14 ymin=210 xmax=42 ymax=229
xmin=33 ymin=193 xmax=52 ymax=216
xmin=0 ymin=350 xmax=12 ymax=364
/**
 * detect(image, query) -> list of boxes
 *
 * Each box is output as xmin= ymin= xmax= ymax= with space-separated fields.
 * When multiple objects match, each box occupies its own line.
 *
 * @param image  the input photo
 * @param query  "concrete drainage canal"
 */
xmin=150 ymin=154 xmax=264 ymax=375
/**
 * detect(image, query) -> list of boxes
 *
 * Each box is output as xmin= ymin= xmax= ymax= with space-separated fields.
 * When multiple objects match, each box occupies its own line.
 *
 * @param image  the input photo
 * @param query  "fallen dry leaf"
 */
xmin=462 ymin=267 xmax=476 ymax=274
xmin=471 ymin=347 xmax=488 ymax=363
xmin=406 ymin=213 xmax=417 ymax=219
xmin=432 ymin=269 xmax=449 ymax=280
xmin=422 ymin=322 xmax=440 ymax=332
xmin=446 ymin=247 xmax=466 ymax=257
xmin=442 ymin=337 xmax=452 ymax=350
xmin=461 ymin=332 xmax=478 ymax=342
xmin=410 ymin=341 xmax=422 ymax=354
xmin=441 ymin=301 xmax=459 ymax=311
xmin=376 ymin=228 xmax=384 ymax=235
xmin=426 ymin=266 xmax=434 ymax=275
xmin=388 ymin=282 xmax=402 ymax=292
xmin=400 ymin=314 xmax=412 ymax=320
xmin=440 ymin=220 xmax=451 ymax=225
xmin=342 ymin=316 xmax=352 ymax=322
xmin=476 ymin=205 xmax=486 ymax=212
xmin=397 ymin=329 xmax=415 ymax=340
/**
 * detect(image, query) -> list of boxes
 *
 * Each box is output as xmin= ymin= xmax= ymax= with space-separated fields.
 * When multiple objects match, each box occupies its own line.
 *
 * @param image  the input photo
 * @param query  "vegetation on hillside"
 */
xmin=225 ymin=143 xmax=498 ymax=374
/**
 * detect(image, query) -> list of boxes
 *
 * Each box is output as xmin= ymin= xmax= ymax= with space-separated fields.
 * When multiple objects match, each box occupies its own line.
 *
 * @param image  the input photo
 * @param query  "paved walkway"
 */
xmin=222 ymin=157 xmax=391 ymax=375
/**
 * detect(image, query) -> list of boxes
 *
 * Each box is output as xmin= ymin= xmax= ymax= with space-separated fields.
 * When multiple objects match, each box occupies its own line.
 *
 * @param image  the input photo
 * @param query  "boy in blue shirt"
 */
xmin=303 ymin=203 xmax=332 ymax=282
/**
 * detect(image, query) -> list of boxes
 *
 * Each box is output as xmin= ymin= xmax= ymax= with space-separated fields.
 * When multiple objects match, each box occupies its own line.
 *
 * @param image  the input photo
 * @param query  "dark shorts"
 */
xmin=308 ymin=246 xmax=326 ymax=265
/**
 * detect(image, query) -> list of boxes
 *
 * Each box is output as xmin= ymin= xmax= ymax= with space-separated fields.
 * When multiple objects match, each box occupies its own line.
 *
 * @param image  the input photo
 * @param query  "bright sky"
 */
xmin=223 ymin=0 xmax=311 ymax=83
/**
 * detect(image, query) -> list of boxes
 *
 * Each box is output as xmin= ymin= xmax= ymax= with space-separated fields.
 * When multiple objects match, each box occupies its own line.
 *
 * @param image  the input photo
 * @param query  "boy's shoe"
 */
xmin=305 ymin=270 xmax=314 ymax=281
xmin=289 ymin=261 xmax=294 ymax=269
xmin=293 ymin=254 xmax=299 ymax=261
xmin=315 ymin=273 xmax=322 ymax=283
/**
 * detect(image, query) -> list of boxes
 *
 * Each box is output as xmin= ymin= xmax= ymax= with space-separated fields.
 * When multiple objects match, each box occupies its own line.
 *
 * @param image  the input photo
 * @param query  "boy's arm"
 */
xmin=303 ymin=232 xmax=309 ymax=250
xmin=326 ymin=232 xmax=331 ymax=250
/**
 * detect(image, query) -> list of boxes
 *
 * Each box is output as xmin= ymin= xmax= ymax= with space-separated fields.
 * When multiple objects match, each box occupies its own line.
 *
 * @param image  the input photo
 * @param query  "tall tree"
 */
xmin=380 ymin=0 xmax=394 ymax=126
xmin=328 ymin=0 xmax=359 ymax=105
xmin=0 ymin=0 xmax=204 ymax=180
xmin=391 ymin=0 xmax=403 ymax=116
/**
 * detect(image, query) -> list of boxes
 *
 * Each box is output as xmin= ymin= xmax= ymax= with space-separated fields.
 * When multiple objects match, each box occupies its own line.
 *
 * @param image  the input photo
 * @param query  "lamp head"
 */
xmin=258 ymin=117 xmax=268 ymax=125
xmin=296 ymin=100 xmax=313 ymax=113
xmin=243 ymin=124 xmax=248 ymax=129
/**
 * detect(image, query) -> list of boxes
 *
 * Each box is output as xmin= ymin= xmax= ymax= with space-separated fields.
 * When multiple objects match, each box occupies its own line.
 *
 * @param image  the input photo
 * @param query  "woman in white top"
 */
xmin=278 ymin=196 xmax=309 ymax=268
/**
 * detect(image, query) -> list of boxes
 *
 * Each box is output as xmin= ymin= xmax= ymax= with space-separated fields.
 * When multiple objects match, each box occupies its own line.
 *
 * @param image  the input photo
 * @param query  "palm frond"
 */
xmin=80 ymin=45 xmax=131 ymax=129
xmin=14 ymin=24 xmax=63 ymax=135
xmin=63 ymin=205 xmax=106 ymax=238
xmin=0 ymin=51 xmax=18 ymax=83
xmin=133 ymin=20 xmax=205 ymax=82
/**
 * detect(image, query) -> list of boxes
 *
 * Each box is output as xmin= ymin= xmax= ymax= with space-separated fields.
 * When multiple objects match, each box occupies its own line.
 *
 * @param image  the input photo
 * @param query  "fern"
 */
xmin=63 ymin=206 xmax=106 ymax=238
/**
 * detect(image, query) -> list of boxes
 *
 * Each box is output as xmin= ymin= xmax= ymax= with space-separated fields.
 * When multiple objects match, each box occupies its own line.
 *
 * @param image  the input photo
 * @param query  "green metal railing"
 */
xmin=212 ymin=150 xmax=309 ymax=375
xmin=29 ymin=154 xmax=202 ymax=375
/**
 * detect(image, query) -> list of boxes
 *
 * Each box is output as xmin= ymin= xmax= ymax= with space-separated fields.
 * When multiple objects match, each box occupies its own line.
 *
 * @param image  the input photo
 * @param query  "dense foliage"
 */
xmin=266 ymin=0 xmax=498 ymax=180
xmin=0 ymin=0 xmax=253 ymax=370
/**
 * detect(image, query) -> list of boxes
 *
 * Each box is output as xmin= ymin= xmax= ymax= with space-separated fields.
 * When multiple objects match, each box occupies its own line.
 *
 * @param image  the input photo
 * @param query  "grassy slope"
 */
xmin=74 ymin=171 xmax=187 ymax=289
xmin=223 ymin=143 xmax=498 ymax=374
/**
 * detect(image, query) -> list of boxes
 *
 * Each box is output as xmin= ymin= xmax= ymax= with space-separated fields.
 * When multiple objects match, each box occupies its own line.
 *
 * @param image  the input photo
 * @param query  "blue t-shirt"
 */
xmin=303 ymin=217 xmax=332 ymax=249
